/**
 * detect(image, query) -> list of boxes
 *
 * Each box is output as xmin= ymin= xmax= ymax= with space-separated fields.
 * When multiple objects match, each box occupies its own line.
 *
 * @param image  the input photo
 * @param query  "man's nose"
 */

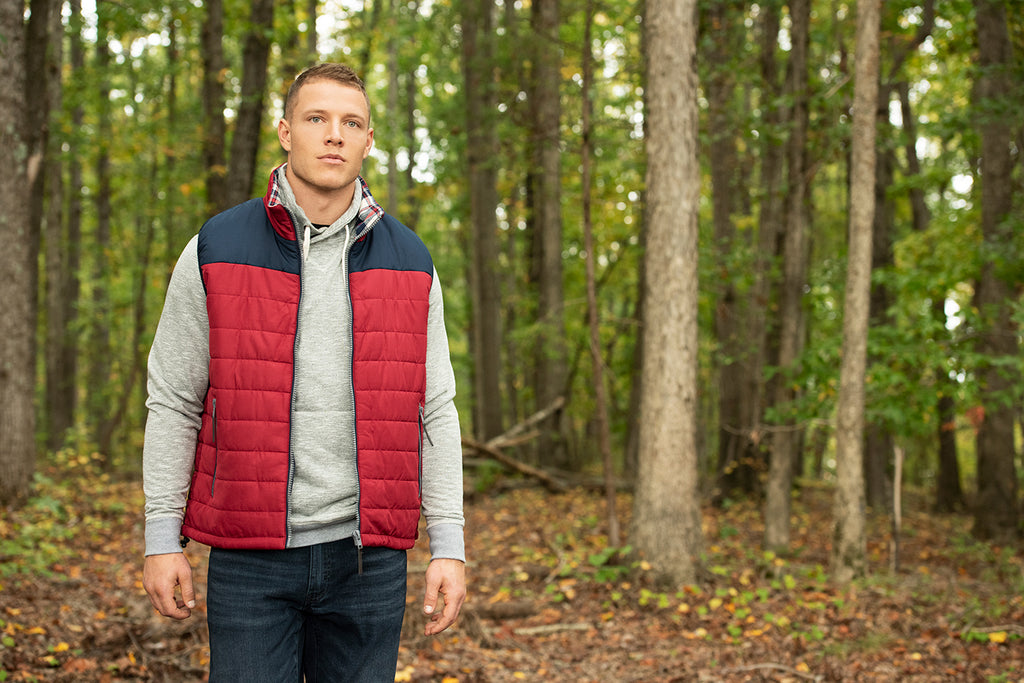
xmin=326 ymin=121 xmax=345 ymax=144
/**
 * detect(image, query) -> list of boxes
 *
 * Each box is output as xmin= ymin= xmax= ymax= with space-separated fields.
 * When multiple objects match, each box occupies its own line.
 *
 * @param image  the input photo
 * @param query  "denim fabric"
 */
xmin=206 ymin=538 xmax=407 ymax=683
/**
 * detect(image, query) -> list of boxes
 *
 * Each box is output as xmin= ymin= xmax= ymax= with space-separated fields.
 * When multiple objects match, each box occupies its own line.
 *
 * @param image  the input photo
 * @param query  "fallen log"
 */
xmin=462 ymin=436 xmax=568 ymax=492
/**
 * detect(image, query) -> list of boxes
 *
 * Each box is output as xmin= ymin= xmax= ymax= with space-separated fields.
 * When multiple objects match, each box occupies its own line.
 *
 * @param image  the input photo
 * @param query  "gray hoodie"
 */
xmin=143 ymin=167 xmax=464 ymax=561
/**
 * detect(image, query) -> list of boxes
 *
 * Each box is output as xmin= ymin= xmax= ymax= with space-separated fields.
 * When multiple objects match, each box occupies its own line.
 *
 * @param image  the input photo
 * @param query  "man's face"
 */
xmin=278 ymin=78 xmax=374 ymax=207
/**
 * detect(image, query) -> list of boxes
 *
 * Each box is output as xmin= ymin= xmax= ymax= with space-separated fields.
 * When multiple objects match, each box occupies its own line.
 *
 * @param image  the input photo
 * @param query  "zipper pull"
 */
xmin=353 ymin=530 xmax=363 ymax=575
xmin=418 ymin=404 xmax=434 ymax=447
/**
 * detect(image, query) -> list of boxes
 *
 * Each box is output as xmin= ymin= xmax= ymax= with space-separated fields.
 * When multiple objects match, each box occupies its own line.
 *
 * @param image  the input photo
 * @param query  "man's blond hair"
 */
xmin=283 ymin=64 xmax=370 ymax=121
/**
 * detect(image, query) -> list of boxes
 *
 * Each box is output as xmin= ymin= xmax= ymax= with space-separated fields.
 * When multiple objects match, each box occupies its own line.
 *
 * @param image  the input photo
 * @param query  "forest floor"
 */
xmin=1 ymin=465 xmax=1023 ymax=682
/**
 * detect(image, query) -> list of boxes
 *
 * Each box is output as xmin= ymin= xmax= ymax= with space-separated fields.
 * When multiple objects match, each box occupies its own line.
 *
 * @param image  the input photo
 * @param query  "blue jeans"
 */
xmin=206 ymin=538 xmax=408 ymax=683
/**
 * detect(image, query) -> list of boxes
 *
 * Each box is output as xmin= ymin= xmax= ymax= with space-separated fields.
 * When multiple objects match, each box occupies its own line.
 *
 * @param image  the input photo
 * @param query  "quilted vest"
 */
xmin=179 ymin=178 xmax=433 ymax=551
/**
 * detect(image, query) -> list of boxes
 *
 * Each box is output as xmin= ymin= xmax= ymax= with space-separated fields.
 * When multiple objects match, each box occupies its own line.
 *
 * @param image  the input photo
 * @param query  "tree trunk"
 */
xmin=970 ymin=0 xmax=1019 ymax=542
xmin=43 ymin=0 xmax=71 ymax=451
xmin=748 ymin=0 xmax=784 ymax=499
xmin=864 ymin=125 xmax=894 ymax=511
xmin=580 ymin=0 xmax=618 ymax=547
xmin=897 ymin=78 xmax=964 ymax=513
xmin=202 ymin=0 xmax=227 ymax=214
xmin=529 ymin=0 xmax=567 ymax=467
xmin=832 ymin=0 xmax=880 ymax=584
xmin=0 ymin=0 xmax=36 ymax=505
xmin=87 ymin=13 xmax=114 ymax=462
xmin=225 ymin=0 xmax=275 ymax=207
xmin=631 ymin=0 xmax=703 ymax=585
xmin=386 ymin=0 xmax=400 ymax=208
xmin=764 ymin=0 xmax=811 ymax=553
xmin=706 ymin=0 xmax=759 ymax=502
xmin=306 ymin=0 xmax=318 ymax=56
xmin=24 ymin=0 xmax=55 ymax=354
xmin=461 ymin=0 xmax=504 ymax=440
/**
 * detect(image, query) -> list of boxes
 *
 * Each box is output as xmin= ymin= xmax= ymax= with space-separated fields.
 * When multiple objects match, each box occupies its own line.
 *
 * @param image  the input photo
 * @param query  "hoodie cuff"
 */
xmin=427 ymin=523 xmax=465 ymax=563
xmin=145 ymin=516 xmax=186 ymax=556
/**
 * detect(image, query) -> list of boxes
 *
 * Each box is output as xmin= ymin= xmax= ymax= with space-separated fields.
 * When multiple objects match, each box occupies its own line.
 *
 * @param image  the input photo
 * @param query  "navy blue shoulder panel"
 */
xmin=197 ymin=198 xmax=300 ymax=274
xmin=349 ymin=213 xmax=434 ymax=276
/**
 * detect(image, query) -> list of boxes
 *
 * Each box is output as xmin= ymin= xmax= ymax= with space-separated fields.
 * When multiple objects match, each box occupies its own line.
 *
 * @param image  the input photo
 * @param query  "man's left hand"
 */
xmin=422 ymin=558 xmax=466 ymax=636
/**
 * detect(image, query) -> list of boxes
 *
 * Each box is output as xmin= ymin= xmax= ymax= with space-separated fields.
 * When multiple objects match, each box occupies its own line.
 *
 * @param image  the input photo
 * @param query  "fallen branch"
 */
xmin=463 ymin=436 xmax=568 ymax=492
xmin=468 ymin=601 xmax=538 ymax=620
xmin=513 ymin=622 xmax=593 ymax=636
xmin=700 ymin=663 xmax=823 ymax=682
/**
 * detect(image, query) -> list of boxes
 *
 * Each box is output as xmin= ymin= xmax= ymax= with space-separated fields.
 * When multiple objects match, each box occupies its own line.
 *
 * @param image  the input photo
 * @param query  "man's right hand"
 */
xmin=143 ymin=552 xmax=196 ymax=620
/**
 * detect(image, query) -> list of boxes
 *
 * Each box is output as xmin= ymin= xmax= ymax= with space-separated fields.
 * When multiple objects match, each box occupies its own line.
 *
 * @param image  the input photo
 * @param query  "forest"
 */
xmin=1 ymin=0 xmax=1023 ymax=680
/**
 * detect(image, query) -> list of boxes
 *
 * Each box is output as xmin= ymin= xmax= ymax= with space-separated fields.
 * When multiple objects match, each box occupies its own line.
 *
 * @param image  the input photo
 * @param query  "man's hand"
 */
xmin=422 ymin=558 xmax=466 ymax=636
xmin=143 ymin=552 xmax=196 ymax=620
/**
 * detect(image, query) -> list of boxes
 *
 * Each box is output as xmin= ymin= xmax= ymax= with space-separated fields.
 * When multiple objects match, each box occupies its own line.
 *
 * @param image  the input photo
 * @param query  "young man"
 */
xmin=142 ymin=63 xmax=466 ymax=682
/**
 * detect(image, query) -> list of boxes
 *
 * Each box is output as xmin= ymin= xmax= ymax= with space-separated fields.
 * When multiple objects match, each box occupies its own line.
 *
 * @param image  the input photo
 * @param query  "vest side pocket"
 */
xmin=210 ymin=396 xmax=219 ymax=497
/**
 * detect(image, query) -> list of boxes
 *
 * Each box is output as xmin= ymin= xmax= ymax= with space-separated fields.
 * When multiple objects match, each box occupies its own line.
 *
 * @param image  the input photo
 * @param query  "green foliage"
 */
xmin=0 ymin=475 xmax=76 ymax=578
xmin=26 ymin=0 xmax=1024 ymax=510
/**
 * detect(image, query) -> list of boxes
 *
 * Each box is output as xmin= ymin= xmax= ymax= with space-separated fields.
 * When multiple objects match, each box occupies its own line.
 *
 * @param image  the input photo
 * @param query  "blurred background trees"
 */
xmin=1 ymin=0 xmax=1022 ymax=567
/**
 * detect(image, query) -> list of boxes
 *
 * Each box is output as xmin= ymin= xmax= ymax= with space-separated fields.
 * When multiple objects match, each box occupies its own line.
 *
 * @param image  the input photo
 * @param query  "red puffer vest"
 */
xmin=179 ymin=174 xmax=433 ymax=550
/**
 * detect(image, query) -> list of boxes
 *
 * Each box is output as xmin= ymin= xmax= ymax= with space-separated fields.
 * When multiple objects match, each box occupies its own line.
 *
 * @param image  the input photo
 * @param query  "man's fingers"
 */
xmin=422 ymin=558 xmax=467 ymax=636
xmin=143 ymin=553 xmax=195 ymax=620
xmin=179 ymin=569 xmax=197 ymax=609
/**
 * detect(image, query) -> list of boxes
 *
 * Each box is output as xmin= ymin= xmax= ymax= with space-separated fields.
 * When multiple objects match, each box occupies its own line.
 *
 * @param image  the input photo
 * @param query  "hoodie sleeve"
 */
xmin=420 ymin=270 xmax=466 ymax=563
xmin=142 ymin=235 xmax=210 ymax=556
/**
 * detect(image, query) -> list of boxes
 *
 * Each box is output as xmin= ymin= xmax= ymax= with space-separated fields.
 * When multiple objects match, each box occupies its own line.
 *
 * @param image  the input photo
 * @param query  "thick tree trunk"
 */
xmin=971 ymin=0 xmax=1019 ymax=542
xmin=631 ymin=0 xmax=703 ymax=585
xmin=225 ymin=0 xmax=274 ymax=207
xmin=529 ymin=0 xmax=567 ymax=467
xmin=0 ymin=0 xmax=36 ymax=505
xmin=462 ymin=0 xmax=504 ymax=440
xmin=764 ymin=0 xmax=811 ymax=552
xmin=832 ymin=0 xmax=880 ymax=584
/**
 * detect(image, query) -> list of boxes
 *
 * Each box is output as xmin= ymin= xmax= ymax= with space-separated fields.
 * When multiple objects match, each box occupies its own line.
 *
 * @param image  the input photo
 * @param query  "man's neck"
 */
xmin=285 ymin=168 xmax=358 ymax=225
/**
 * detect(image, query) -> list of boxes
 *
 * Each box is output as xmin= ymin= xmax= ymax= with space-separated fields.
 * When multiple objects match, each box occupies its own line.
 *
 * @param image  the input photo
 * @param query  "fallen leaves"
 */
xmin=2 ymin=472 xmax=1023 ymax=681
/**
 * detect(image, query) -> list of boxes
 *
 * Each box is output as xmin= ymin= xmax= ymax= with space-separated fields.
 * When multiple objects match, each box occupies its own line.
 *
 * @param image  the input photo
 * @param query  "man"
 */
xmin=142 ymin=63 xmax=466 ymax=682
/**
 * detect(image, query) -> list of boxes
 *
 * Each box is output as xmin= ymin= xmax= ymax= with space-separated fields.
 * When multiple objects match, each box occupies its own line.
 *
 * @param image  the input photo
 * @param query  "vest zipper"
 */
xmin=342 ymin=222 xmax=364 ymax=574
xmin=285 ymin=211 xmax=308 ymax=548
xmin=210 ymin=397 xmax=218 ymax=497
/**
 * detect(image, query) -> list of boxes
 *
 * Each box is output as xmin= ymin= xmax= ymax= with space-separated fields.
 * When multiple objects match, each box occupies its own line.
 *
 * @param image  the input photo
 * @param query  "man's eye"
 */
xmin=345 ymin=121 xmax=359 ymax=128
xmin=310 ymin=116 xmax=324 ymax=123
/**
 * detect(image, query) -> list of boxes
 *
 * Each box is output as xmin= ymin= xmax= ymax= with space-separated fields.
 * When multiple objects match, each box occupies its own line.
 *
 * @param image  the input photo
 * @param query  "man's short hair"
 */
xmin=283 ymin=64 xmax=370 ymax=121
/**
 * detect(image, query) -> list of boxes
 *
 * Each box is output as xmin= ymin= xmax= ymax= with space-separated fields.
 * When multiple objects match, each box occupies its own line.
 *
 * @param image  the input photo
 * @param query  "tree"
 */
xmin=0 ymin=0 xmax=37 ymax=505
xmin=225 ymin=0 xmax=275 ymax=207
xmin=970 ymin=0 xmax=1020 ymax=542
xmin=461 ymin=0 xmax=504 ymax=440
xmin=580 ymin=0 xmax=618 ymax=547
xmin=764 ymin=0 xmax=811 ymax=553
xmin=202 ymin=0 xmax=227 ymax=215
xmin=832 ymin=0 xmax=880 ymax=584
xmin=42 ymin=0 xmax=73 ymax=451
xmin=631 ymin=0 xmax=703 ymax=585
xmin=528 ymin=0 xmax=567 ymax=467
xmin=705 ymin=0 xmax=760 ymax=501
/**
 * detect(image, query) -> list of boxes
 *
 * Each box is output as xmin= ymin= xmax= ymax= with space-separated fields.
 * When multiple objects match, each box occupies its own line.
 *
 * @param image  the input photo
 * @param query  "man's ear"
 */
xmin=363 ymin=127 xmax=374 ymax=159
xmin=278 ymin=118 xmax=292 ymax=152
